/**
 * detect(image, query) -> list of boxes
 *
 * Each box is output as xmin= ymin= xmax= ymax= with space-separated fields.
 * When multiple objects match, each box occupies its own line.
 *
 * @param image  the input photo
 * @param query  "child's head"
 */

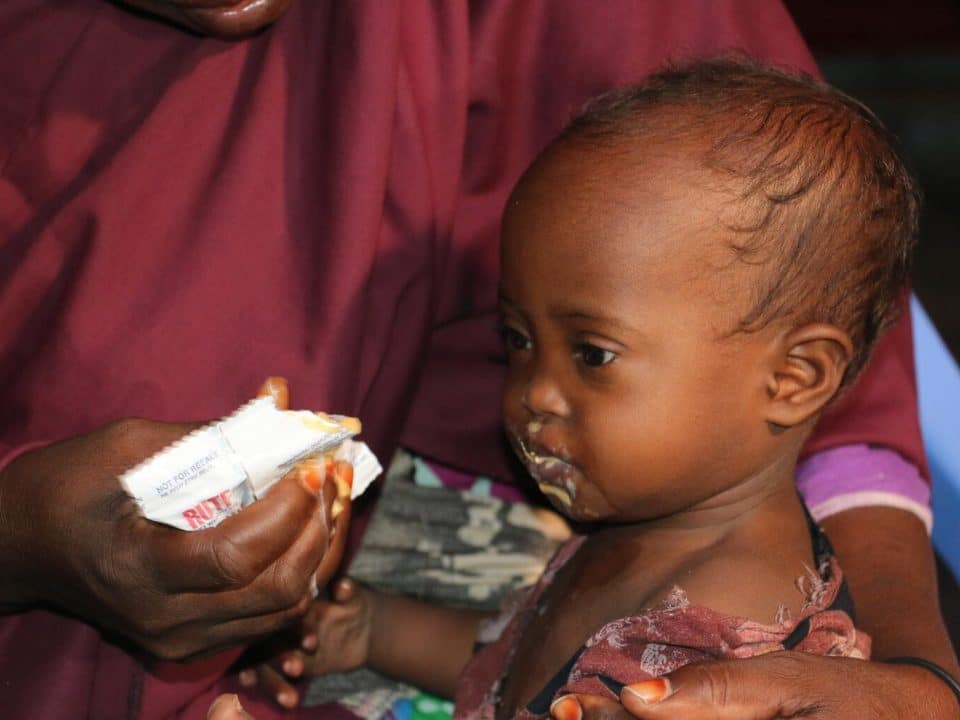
xmin=498 ymin=58 xmax=917 ymax=523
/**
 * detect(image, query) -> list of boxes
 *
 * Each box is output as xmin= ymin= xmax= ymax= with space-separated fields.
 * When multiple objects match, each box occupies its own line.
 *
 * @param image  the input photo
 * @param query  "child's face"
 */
xmin=499 ymin=143 xmax=779 ymax=524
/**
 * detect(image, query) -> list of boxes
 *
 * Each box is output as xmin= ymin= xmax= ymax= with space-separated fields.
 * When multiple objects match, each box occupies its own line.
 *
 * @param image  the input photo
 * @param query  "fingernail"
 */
xmin=335 ymin=578 xmax=353 ymax=601
xmin=283 ymin=658 xmax=299 ymax=676
xmin=238 ymin=670 xmax=256 ymax=687
xmin=295 ymin=459 xmax=326 ymax=494
xmin=308 ymin=574 xmax=319 ymax=598
xmin=257 ymin=376 xmax=289 ymax=408
xmin=549 ymin=695 xmax=582 ymax=720
xmin=278 ymin=690 xmax=297 ymax=709
xmin=301 ymin=633 xmax=318 ymax=651
xmin=623 ymin=677 xmax=673 ymax=705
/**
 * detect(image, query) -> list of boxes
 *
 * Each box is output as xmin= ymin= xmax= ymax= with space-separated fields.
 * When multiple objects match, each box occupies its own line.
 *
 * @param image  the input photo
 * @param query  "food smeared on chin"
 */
xmin=509 ymin=424 xmax=578 ymax=508
xmin=538 ymin=482 xmax=574 ymax=507
xmin=119 ymin=397 xmax=381 ymax=531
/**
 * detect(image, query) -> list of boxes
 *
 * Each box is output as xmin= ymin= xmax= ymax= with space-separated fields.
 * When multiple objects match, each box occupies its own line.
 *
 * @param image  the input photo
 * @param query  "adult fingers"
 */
xmin=151 ymin=472 xmax=323 ymax=592
xmin=255 ymin=376 xmax=289 ymax=409
xmin=129 ymin=538 xmax=323 ymax=647
xmin=251 ymin=662 xmax=300 ymax=710
xmin=617 ymin=654 xmax=845 ymax=719
xmin=185 ymin=481 xmax=330 ymax=619
xmin=314 ymin=475 xmax=351 ymax=588
xmin=550 ymin=694 xmax=634 ymax=720
xmin=143 ymin=590 xmax=313 ymax=660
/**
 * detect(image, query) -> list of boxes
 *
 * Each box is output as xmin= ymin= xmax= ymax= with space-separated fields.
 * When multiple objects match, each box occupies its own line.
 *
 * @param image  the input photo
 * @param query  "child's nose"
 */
xmin=522 ymin=372 xmax=570 ymax=419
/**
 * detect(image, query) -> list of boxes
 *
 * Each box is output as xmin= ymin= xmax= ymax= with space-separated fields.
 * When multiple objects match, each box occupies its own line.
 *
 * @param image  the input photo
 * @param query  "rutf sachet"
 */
xmin=119 ymin=396 xmax=382 ymax=531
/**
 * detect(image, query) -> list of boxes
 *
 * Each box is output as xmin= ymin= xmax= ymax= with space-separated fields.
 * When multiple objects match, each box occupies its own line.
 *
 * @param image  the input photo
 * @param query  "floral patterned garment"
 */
xmin=454 ymin=522 xmax=870 ymax=720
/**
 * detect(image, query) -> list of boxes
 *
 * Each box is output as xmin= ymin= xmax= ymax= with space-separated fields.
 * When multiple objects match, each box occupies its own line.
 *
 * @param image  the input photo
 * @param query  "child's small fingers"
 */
xmin=301 ymin=632 xmax=318 ymax=651
xmin=280 ymin=651 xmax=305 ymax=678
xmin=254 ymin=663 xmax=299 ymax=710
xmin=333 ymin=577 xmax=357 ymax=603
xmin=238 ymin=669 xmax=257 ymax=687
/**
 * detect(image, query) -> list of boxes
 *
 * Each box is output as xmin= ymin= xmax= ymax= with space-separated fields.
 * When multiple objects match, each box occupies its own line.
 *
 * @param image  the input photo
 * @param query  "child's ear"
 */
xmin=764 ymin=323 xmax=853 ymax=428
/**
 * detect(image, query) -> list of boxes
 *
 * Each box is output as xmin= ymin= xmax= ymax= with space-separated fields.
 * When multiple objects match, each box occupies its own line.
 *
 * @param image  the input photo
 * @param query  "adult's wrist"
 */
xmin=886 ymin=657 xmax=960 ymax=714
xmin=0 ymin=449 xmax=49 ymax=609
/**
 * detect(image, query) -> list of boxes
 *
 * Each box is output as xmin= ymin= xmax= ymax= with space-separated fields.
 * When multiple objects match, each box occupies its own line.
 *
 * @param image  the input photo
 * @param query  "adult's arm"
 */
xmin=794 ymin=295 xmax=957 ymax=675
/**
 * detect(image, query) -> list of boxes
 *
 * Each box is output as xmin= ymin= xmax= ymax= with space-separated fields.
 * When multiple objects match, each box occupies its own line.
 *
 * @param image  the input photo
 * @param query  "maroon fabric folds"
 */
xmin=0 ymin=1 xmax=921 ymax=718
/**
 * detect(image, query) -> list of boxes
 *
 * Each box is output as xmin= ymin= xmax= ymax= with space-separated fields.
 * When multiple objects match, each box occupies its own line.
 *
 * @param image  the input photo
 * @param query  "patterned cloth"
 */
xmin=455 ymin=531 xmax=870 ymax=720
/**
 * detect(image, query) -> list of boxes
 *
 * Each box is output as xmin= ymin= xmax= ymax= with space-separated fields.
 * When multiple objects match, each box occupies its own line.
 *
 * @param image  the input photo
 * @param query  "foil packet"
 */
xmin=119 ymin=396 xmax=382 ymax=531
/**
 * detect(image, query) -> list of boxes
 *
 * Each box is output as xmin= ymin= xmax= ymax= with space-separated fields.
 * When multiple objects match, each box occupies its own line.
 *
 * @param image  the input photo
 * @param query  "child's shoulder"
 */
xmin=647 ymin=543 xmax=809 ymax=624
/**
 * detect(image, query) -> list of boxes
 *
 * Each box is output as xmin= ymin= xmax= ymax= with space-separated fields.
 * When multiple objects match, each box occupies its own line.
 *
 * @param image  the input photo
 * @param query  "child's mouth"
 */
xmin=509 ymin=426 xmax=579 ymax=507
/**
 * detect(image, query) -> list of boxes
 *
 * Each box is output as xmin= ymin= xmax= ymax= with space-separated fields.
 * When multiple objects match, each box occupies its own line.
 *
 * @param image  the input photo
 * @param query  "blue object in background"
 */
xmin=912 ymin=296 xmax=960 ymax=580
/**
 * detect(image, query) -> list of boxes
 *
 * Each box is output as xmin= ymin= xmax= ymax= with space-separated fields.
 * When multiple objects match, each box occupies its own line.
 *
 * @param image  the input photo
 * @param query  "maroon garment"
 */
xmin=0 ymin=1 xmax=918 ymax=718
xmin=454 ymin=537 xmax=870 ymax=720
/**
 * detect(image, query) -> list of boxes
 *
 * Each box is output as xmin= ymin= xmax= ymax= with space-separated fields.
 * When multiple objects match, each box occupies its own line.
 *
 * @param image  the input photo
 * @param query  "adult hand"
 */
xmin=0 ymin=385 xmax=340 ymax=661
xmin=549 ymin=652 xmax=960 ymax=720
xmin=117 ymin=0 xmax=293 ymax=39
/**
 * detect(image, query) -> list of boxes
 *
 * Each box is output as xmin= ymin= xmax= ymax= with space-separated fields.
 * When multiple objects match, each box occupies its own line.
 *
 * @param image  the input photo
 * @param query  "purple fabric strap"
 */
xmin=797 ymin=444 xmax=932 ymax=532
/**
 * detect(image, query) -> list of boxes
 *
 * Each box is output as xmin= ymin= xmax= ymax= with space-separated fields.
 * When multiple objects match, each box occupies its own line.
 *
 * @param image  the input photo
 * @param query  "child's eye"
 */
xmin=576 ymin=343 xmax=616 ymax=367
xmin=498 ymin=324 xmax=532 ymax=352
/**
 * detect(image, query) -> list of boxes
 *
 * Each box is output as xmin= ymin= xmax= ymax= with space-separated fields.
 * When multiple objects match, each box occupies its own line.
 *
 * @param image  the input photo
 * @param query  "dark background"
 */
xmin=784 ymin=0 xmax=960 ymax=649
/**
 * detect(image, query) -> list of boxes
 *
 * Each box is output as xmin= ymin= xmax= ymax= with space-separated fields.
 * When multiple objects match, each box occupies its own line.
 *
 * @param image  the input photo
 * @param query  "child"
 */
xmin=275 ymin=58 xmax=915 ymax=719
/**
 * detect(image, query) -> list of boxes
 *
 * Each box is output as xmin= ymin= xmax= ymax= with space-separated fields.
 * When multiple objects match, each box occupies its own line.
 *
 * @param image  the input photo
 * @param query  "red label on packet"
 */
xmin=181 ymin=490 xmax=239 ymax=530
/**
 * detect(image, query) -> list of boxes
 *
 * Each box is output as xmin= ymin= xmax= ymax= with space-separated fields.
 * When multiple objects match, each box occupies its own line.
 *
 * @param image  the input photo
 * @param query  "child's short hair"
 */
xmin=559 ymin=58 xmax=918 ymax=385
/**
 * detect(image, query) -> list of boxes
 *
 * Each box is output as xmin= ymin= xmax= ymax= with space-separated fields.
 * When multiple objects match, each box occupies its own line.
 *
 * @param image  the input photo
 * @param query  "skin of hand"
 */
xmin=0 ymin=378 xmax=346 ymax=661
xmin=549 ymin=506 xmax=960 ymax=720
xmin=208 ymin=693 xmax=257 ymax=720
xmin=116 ymin=0 xmax=293 ymax=39
xmin=550 ymin=654 xmax=958 ymax=720
xmin=238 ymin=577 xmax=374 ymax=709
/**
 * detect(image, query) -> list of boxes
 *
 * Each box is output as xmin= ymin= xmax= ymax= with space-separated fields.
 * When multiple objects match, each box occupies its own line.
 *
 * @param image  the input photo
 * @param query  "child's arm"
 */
xmin=241 ymin=578 xmax=491 ymax=707
xmin=366 ymin=588 xmax=491 ymax=698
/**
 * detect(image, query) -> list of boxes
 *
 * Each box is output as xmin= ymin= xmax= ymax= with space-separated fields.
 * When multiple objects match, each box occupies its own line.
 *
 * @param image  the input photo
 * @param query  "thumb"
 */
xmin=154 ymin=471 xmax=321 ymax=591
xmin=619 ymin=655 xmax=816 ymax=719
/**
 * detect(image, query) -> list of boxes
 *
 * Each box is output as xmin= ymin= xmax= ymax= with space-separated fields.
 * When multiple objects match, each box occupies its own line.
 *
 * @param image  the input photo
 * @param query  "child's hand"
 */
xmin=238 ymin=578 xmax=376 ymax=709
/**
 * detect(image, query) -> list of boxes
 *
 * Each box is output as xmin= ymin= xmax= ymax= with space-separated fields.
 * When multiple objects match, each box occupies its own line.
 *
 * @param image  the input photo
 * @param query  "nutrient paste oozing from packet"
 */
xmin=118 ymin=397 xmax=382 ymax=531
